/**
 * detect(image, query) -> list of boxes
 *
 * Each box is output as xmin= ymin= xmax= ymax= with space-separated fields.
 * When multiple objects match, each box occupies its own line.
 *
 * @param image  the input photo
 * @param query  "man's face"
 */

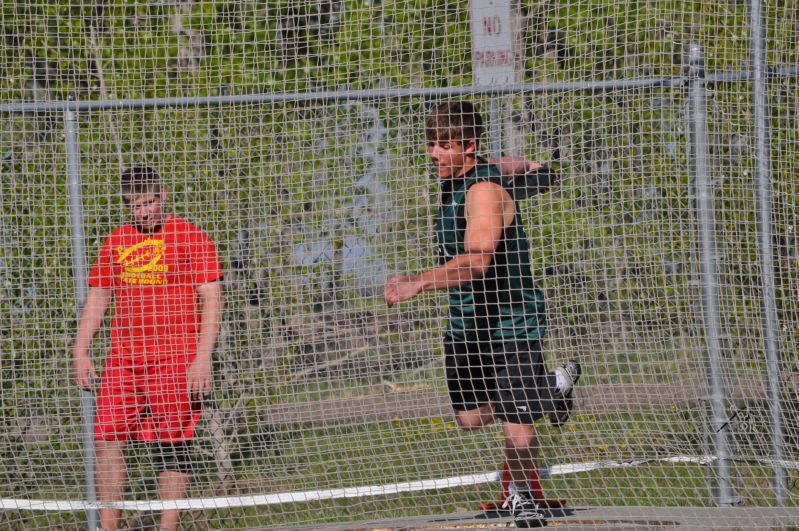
xmin=427 ymin=138 xmax=476 ymax=180
xmin=125 ymin=191 xmax=166 ymax=232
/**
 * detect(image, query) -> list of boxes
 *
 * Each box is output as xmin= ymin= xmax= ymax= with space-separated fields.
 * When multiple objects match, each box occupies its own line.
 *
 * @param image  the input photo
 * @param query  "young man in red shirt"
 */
xmin=72 ymin=166 xmax=223 ymax=531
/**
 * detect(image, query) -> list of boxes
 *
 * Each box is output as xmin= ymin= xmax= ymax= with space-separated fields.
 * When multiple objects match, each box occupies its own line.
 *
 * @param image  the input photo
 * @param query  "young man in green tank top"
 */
xmin=384 ymin=101 xmax=580 ymax=528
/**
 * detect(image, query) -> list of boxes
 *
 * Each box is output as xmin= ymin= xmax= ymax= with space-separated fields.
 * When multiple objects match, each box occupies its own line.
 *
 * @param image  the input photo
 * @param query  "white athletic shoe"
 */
xmin=550 ymin=360 xmax=581 ymax=427
xmin=502 ymin=490 xmax=546 ymax=528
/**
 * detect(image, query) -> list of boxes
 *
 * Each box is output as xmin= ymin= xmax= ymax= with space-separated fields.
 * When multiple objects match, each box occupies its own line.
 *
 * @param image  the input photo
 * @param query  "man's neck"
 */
xmin=133 ymin=223 xmax=163 ymax=235
xmin=455 ymin=157 xmax=478 ymax=179
xmin=132 ymin=214 xmax=171 ymax=234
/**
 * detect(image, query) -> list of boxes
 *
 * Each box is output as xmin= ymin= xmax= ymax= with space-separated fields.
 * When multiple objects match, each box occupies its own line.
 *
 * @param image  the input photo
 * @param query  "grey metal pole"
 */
xmin=749 ymin=0 xmax=787 ymax=504
xmin=64 ymin=107 xmax=99 ymax=530
xmin=488 ymin=97 xmax=503 ymax=159
xmin=686 ymin=43 xmax=735 ymax=507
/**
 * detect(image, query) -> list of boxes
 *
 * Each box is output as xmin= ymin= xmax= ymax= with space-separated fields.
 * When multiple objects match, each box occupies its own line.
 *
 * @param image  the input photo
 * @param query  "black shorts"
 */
xmin=445 ymin=337 xmax=558 ymax=425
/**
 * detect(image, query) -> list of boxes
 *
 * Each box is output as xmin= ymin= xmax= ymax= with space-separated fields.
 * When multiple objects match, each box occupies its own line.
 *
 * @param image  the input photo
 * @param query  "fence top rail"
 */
xmin=1 ymin=77 xmax=686 ymax=114
xmin=4 ymin=65 xmax=798 ymax=115
xmin=0 ymin=66 xmax=799 ymax=114
xmin=4 ymin=64 xmax=798 ymax=115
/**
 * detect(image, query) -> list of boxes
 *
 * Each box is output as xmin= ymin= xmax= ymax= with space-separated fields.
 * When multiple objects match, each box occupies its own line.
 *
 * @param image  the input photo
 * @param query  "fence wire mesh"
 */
xmin=1 ymin=1 xmax=798 ymax=529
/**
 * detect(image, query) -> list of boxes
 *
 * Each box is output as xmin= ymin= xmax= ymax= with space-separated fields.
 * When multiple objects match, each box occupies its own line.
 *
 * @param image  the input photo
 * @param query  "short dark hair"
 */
xmin=425 ymin=100 xmax=484 ymax=148
xmin=121 ymin=166 xmax=161 ymax=199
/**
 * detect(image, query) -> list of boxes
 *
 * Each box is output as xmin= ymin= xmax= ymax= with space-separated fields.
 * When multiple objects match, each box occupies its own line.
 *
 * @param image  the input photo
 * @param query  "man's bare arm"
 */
xmin=384 ymin=182 xmax=514 ymax=307
xmin=72 ymin=286 xmax=112 ymax=389
xmin=188 ymin=280 xmax=223 ymax=399
xmin=489 ymin=156 xmax=543 ymax=177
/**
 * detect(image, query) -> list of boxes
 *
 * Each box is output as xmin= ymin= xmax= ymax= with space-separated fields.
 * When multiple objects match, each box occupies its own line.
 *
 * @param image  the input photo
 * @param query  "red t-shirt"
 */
xmin=88 ymin=215 xmax=222 ymax=362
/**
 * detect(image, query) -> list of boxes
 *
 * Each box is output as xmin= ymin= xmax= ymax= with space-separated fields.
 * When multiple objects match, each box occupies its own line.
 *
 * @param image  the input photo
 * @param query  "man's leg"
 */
xmin=145 ymin=353 xmax=202 ymax=530
xmin=501 ymin=421 xmax=546 ymax=527
xmin=446 ymin=337 xmax=496 ymax=430
xmin=491 ymin=340 xmax=550 ymax=527
xmin=502 ymin=421 xmax=537 ymax=490
xmin=492 ymin=339 xmax=545 ymax=492
xmin=95 ymin=439 xmax=127 ymax=531
xmin=152 ymin=441 xmax=193 ymax=530
xmin=158 ymin=470 xmax=190 ymax=531
xmin=481 ymin=362 xmax=571 ymax=511
xmin=453 ymin=403 xmax=495 ymax=429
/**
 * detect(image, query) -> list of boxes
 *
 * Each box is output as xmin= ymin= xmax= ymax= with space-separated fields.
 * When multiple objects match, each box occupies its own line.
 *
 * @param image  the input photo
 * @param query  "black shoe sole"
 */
xmin=515 ymin=516 xmax=547 ymax=528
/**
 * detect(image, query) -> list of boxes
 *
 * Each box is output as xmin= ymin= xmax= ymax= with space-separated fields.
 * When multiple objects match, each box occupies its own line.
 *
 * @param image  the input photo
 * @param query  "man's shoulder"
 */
xmin=473 ymin=158 xmax=502 ymax=178
xmin=462 ymin=161 xmax=503 ymax=193
xmin=166 ymin=216 xmax=218 ymax=254
xmin=168 ymin=214 xmax=196 ymax=228
xmin=464 ymin=162 xmax=505 ymax=194
xmin=105 ymin=223 xmax=135 ymax=241
xmin=167 ymin=215 xmax=209 ymax=236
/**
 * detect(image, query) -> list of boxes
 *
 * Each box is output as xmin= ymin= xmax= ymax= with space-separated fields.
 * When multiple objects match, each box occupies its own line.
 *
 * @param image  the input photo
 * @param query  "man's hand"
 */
xmin=384 ymin=275 xmax=424 ymax=308
xmin=72 ymin=354 xmax=98 ymax=391
xmin=491 ymin=156 xmax=559 ymax=198
xmin=187 ymin=357 xmax=212 ymax=401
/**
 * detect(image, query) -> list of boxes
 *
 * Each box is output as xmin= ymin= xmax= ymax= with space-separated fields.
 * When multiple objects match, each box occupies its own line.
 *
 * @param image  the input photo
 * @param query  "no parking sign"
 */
xmin=470 ymin=0 xmax=516 ymax=85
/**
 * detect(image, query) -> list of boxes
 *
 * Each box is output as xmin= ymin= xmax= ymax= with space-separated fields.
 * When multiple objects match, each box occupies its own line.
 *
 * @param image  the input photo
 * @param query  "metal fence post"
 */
xmin=749 ymin=0 xmax=787 ymax=504
xmin=686 ymin=43 xmax=735 ymax=507
xmin=488 ymin=98 xmax=503 ymax=158
xmin=64 ymin=106 xmax=99 ymax=530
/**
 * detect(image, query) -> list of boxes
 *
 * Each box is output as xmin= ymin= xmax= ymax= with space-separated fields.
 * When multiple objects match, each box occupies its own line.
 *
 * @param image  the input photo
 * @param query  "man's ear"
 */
xmin=463 ymin=139 xmax=478 ymax=155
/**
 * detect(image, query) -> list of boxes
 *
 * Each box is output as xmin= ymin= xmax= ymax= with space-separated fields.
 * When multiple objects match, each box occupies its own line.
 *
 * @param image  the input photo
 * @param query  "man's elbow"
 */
xmin=468 ymin=253 xmax=494 ymax=278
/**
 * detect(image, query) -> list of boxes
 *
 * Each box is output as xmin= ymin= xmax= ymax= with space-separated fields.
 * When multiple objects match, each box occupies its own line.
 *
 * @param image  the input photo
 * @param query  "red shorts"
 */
xmin=94 ymin=355 xmax=202 ymax=443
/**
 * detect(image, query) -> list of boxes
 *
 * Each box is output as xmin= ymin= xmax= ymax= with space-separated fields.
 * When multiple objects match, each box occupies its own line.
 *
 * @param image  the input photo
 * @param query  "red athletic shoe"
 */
xmin=477 ymin=462 xmax=567 ymax=511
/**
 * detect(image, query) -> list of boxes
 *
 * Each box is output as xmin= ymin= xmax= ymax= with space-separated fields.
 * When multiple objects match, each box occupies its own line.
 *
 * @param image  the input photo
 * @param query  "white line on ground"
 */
xmin=2 ymin=454 xmax=794 ymax=512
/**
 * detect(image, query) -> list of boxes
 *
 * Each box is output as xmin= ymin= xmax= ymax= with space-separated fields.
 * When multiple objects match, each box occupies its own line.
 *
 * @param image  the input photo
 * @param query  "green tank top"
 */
xmin=433 ymin=158 xmax=546 ymax=343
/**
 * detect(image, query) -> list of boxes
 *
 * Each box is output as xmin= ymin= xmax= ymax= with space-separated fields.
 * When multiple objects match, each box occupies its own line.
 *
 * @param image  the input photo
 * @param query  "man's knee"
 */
xmin=152 ymin=441 xmax=192 ymax=475
xmin=455 ymin=404 xmax=495 ymax=429
xmin=95 ymin=439 xmax=126 ymax=463
xmin=505 ymin=434 xmax=536 ymax=452
xmin=503 ymin=422 xmax=536 ymax=450
xmin=455 ymin=413 xmax=482 ymax=429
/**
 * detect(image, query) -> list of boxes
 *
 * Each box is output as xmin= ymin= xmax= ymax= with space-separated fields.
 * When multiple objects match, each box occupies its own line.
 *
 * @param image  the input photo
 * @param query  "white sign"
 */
xmin=470 ymin=0 xmax=515 ymax=86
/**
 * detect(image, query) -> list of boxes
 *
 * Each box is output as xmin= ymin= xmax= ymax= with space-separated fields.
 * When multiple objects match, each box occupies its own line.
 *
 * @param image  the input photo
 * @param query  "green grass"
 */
xmin=2 ymin=401 xmax=796 ymax=528
xmin=178 ymin=405 xmax=797 ymax=528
